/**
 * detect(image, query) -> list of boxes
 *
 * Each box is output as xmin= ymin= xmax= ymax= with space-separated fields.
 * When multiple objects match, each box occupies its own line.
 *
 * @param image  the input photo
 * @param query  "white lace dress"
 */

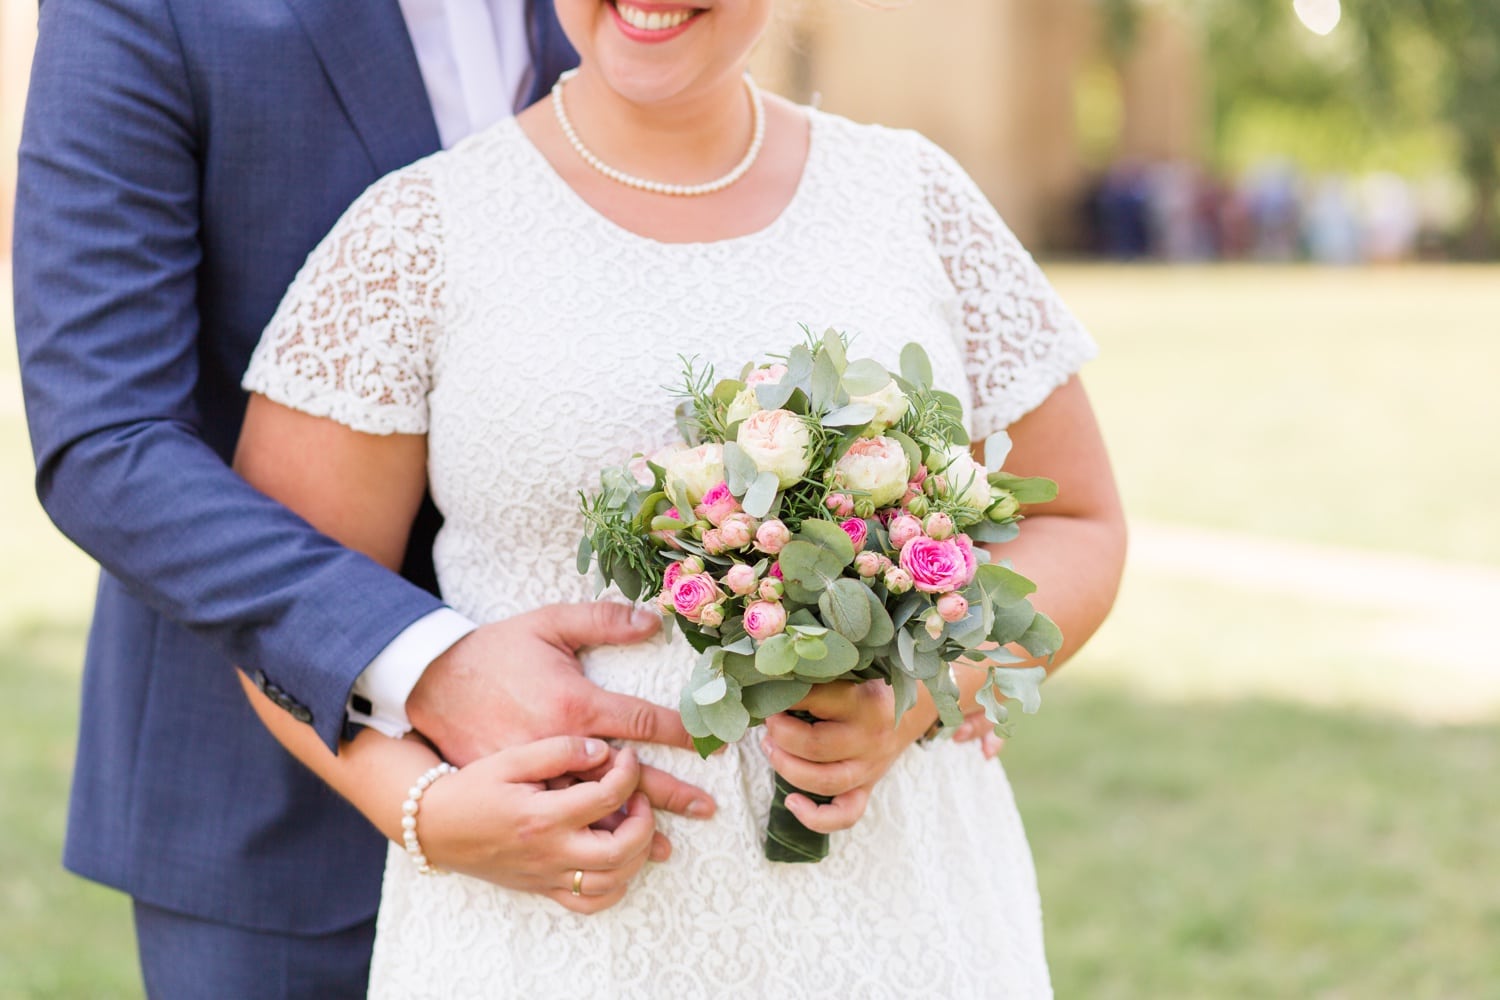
xmin=244 ymin=108 xmax=1095 ymax=999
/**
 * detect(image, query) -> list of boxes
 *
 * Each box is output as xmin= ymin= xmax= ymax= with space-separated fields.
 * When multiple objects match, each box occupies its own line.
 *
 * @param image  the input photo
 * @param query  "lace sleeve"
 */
xmin=242 ymin=167 xmax=445 ymax=435
xmin=917 ymin=139 xmax=1097 ymax=440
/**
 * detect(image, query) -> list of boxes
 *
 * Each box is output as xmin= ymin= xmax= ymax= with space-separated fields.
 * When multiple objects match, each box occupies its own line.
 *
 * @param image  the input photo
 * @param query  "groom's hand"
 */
xmin=407 ymin=601 xmax=715 ymax=821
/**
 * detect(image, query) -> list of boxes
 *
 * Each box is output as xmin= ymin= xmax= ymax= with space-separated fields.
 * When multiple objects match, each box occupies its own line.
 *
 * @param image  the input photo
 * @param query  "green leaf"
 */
xmin=575 ymin=535 xmax=593 ymax=575
xmin=810 ymin=348 xmax=845 ymax=412
xmin=692 ymin=734 xmax=726 ymax=758
xmin=975 ymin=563 xmax=1037 ymax=607
xmin=679 ymin=620 xmax=718 ymax=653
xmin=890 ymin=592 xmax=925 ymax=630
xmin=742 ymin=471 xmax=780 ymax=518
xmin=860 ymin=586 xmax=896 ymax=648
xmin=818 ymin=578 xmax=872 ymax=643
xmin=967 ymin=520 xmax=1020 ymax=544
xmin=612 ymin=562 xmax=643 ymax=602
xmin=842 ymin=358 xmax=892 ymax=396
xmin=820 ymin=328 xmax=848 ymax=370
xmin=692 ymin=675 xmax=728 ymax=706
xmin=1017 ymin=610 xmax=1063 ymax=658
xmin=665 ymin=478 xmax=697 ymax=526
xmin=793 ymin=630 xmax=859 ymax=680
xmin=889 ymin=669 xmax=918 ymax=724
xmin=983 ymin=432 xmax=1013 ymax=472
xmin=755 ymin=634 xmax=798 ymax=676
xmin=742 ymin=680 xmax=812 ymax=719
xmin=899 ymin=343 xmax=934 ymax=390
xmin=699 ymin=690 xmax=751 ymax=743
xmin=975 ymin=682 xmax=1011 ymax=731
xmin=990 ymin=665 xmax=1047 ymax=714
xmin=986 ymin=472 xmax=1059 ymax=505
xmin=712 ymin=379 xmax=745 ymax=406
xmin=926 ymin=668 xmax=966 ymax=728
xmin=784 ymin=344 xmax=815 ymax=390
xmin=896 ymin=627 xmax=918 ymax=675
xmin=777 ymin=540 xmax=845 ymax=590
xmin=821 ymin=402 xmax=877 ymax=428
xmin=679 ymin=688 xmax=709 ymax=739
xmin=795 ymin=519 xmax=856 ymax=565
xmin=722 ymin=441 xmax=759 ymax=496
xmin=988 ymin=600 xmax=1037 ymax=646
xmin=753 ymin=380 xmax=795 ymax=411
xmin=792 ymin=635 xmax=828 ymax=660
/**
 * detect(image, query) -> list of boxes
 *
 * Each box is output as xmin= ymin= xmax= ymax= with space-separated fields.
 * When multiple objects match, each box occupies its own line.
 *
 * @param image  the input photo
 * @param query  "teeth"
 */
xmin=617 ymin=3 xmax=695 ymax=31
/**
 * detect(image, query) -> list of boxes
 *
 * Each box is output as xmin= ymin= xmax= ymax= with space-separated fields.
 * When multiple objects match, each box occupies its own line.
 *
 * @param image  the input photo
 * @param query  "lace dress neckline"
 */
xmin=503 ymin=109 xmax=824 ymax=249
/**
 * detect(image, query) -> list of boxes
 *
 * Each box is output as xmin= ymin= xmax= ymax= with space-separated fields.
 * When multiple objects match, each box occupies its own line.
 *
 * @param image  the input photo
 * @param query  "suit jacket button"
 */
xmin=290 ymin=704 xmax=313 ymax=724
xmin=251 ymin=670 xmax=268 ymax=692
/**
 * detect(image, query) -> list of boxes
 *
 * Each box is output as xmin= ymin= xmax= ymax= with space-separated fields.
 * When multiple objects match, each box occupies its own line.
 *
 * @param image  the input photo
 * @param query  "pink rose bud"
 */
xmin=884 ymin=567 xmax=914 ymax=595
xmin=719 ymin=512 xmax=757 ymax=550
xmin=853 ymin=498 xmax=876 ymax=519
xmin=651 ymin=507 xmax=686 ymax=550
xmin=841 ymin=517 xmax=869 ymax=552
xmin=854 ymin=551 xmax=884 ymax=578
xmin=924 ymin=608 xmax=946 ymax=640
xmin=745 ymin=363 xmax=789 ymax=387
xmin=758 ymin=577 xmax=785 ymax=601
xmin=723 ymin=563 xmax=759 ymax=596
xmin=754 ymin=519 xmax=791 ymax=555
xmin=924 ymin=512 xmax=956 ymax=541
xmin=910 ymin=464 xmax=929 ymax=488
xmin=699 ymin=603 xmax=726 ymax=628
xmin=680 ymin=556 xmax=705 ymax=576
xmin=889 ymin=514 xmax=923 ymax=549
xmin=743 ymin=600 xmax=788 ymax=641
xmin=769 ymin=561 xmax=784 ymax=580
xmin=694 ymin=481 xmax=741 ymax=527
xmin=701 ymin=528 xmax=727 ymax=555
xmin=906 ymin=495 xmax=930 ymax=518
xmin=825 ymin=493 xmax=855 ymax=518
xmin=937 ymin=591 xmax=969 ymax=623
xmin=987 ymin=490 xmax=1020 ymax=522
xmin=671 ymin=574 xmax=724 ymax=624
xmin=924 ymin=475 xmax=947 ymax=498
xmin=900 ymin=536 xmax=976 ymax=594
xmin=655 ymin=589 xmax=674 ymax=614
xmin=662 ymin=561 xmax=686 ymax=593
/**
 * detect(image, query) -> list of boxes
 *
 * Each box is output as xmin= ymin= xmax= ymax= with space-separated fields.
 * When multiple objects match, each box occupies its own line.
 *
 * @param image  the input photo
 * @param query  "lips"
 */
xmin=610 ymin=1 xmax=704 ymax=39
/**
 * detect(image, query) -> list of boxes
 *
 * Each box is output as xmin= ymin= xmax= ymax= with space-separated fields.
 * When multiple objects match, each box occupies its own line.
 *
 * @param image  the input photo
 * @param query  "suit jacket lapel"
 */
xmin=281 ymin=0 xmax=442 ymax=174
xmin=523 ymin=0 xmax=581 ymax=109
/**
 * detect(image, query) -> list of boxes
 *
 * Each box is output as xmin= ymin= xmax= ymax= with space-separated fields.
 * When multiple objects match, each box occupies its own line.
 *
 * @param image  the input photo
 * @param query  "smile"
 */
xmin=611 ymin=2 xmax=703 ymax=39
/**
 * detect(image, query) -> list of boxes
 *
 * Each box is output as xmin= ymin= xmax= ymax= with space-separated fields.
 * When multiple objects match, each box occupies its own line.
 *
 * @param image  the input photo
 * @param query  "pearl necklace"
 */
xmin=551 ymin=69 xmax=766 ymax=197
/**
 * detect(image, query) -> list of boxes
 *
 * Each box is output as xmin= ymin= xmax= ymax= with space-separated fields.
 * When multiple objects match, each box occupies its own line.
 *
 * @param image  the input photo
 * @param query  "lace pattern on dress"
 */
xmin=242 ymin=168 xmax=445 ymax=435
xmin=916 ymin=139 xmax=1098 ymax=439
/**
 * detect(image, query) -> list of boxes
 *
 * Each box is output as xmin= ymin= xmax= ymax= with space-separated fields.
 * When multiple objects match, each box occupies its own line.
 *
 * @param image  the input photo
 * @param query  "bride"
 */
xmin=234 ymin=0 xmax=1125 ymax=995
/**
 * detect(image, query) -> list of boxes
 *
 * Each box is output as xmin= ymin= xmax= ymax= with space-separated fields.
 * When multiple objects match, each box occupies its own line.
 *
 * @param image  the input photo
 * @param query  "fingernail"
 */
xmin=687 ymin=799 xmax=713 ymax=819
xmin=584 ymin=739 xmax=605 ymax=757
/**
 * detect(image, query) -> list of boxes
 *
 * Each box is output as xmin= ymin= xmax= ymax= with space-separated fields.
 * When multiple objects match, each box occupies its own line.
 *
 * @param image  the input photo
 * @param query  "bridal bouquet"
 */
xmin=578 ymin=330 xmax=1062 ymax=863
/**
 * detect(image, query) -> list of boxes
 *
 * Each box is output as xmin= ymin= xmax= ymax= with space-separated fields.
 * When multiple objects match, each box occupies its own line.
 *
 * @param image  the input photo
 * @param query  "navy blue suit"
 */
xmin=14 ymin=0 xmax=576 ymax=968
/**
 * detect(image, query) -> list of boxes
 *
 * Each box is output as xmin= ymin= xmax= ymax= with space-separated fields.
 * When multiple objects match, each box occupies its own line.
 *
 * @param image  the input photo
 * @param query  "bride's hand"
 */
xmin=418 ymin=738 xmax=664 ymax=915
xmin=760 ymin=681 xmax=937 ymax=835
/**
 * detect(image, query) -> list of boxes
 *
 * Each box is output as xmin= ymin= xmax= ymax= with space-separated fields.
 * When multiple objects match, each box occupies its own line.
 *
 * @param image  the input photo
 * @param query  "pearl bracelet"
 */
xmin=401 ymin=762 xmax=457 ymax=875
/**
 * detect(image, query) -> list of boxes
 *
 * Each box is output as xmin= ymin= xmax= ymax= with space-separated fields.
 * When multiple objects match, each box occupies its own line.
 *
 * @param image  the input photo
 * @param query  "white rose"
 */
xmin=664 ymin=443 xmax=725 ymax=504
xmin=834 ymin=436 xmax=910 ymax=508
xmin=736 ymin=409 xmax=812 ymax=488
xmin=725 ymin=387 xmax=762 ymax=426
xmin=848 ymin=378 xmax=910 ymax=432
xmin=937 ymin=445 xmax=993 ymax=513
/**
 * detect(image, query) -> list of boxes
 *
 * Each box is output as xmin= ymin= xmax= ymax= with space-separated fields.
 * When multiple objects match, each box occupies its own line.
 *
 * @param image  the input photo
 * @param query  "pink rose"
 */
xmin=695 ymin=481 xmax=740 ymax=527
xmin=672 ymin=574 xmax=724 ymax=624
xmin=954 ymin=533 xmax=979 ymax=581
xmin=744 ymin=363 xmax=789 ymax=387
xmin=768 ymin=562 xmax=784 ymax=580
xmin=833 ymin=436 xmax=910 ymax=508
xmin=841 ymin=518 xmax=869 ymax=552
xmin=719 ymin=512 xmax=757 ymax=550
xmin=924 ymin=512 xmax=956 ymax=541
xmin=758 ymin=577 xmax=785 ymax=601
xmin=743 ymin=600 xmax=788 ymax=640
xmin=854 ymin=551 xmax=885 ymax=578
xmin=701 ymin=528 xmax=727 ymax=556
xmin=723 ymin=563 xmax=759 ymax=596
xmin=825 ymin=493 xmax=855 ymax=518
xmin=651 ymin=507 xmax=686 ymax=550
xmin=662 ymin=561 xmax=686 ymax=593
xmin=754 ymin=519 xmax=791 ymax=555
xmin=888 ymin=514 xmax=923 ymax=549
xmin=937 ymin=592 xmax=970 ymax=623
xmin=899 ymin=536 xmax=976 ymax=594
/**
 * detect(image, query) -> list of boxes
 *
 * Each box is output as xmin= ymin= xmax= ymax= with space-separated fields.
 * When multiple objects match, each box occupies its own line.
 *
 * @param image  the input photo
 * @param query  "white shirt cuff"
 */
xmin=348 ymin=608 xmax=477 ymax=738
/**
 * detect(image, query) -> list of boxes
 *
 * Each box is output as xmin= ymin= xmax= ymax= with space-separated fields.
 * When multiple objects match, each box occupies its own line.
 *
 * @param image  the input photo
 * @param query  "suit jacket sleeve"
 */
xmin=12 ymin=0 xmax=445 ymax=750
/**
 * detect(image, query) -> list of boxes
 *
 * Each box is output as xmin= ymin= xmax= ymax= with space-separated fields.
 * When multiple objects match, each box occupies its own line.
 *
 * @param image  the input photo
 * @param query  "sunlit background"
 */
xmin=4 ymin=1 xmax=1498 ymax=995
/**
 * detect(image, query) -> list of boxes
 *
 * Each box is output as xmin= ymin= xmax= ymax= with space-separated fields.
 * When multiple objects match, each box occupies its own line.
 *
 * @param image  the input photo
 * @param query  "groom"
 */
xmin=14 ymin=0 xmax=714 ymax=993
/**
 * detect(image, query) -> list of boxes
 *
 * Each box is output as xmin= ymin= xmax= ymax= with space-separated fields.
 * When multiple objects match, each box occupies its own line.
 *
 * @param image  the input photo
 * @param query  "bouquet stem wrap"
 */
xmin=765 ymin=774 xmax=833 ymax=864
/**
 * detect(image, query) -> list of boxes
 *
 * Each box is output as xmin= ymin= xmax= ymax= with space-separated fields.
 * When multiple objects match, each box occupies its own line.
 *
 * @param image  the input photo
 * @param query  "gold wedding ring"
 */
xmin=571 ymin=869 xmax=585 ymax=897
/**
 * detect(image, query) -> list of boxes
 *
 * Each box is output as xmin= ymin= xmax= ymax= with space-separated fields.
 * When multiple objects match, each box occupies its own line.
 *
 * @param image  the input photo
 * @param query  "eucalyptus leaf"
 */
xmin=983 ymin=431 xmax=1014 ymax=472
xmin=792 ymin=636 xmax=827 ymax=661
xmin=990 ymin=665 xmax=1046 ymax=714
xmin=988 ymin=600 xmax=1037 ymax=646
xmin=755 ymin=634 xmax=798 ymax=676
xmin=975 ymin=563 xmax=1037 ymax=607
xmin=721 ymin=636 xmax=756 ymax=657
xmin=777 ymin=540 xmax=844 ymax=588
xmin=899 ymin=343 xmax=934 ymax=390
xmin=975 ymin=682 xmax=1010 ymax=729
xmin=692 ymin=675 xmax=728 ymax=706
xmin=967 ymin=520 xmax=1020 ymax=544
xmin=810 ymin=349 xmax=842 ymax=412
xmin=896 ymin=626 xmax=918 ymax=675
xmin=679 ymin=620 xmax=718 ymax=653
xmin=820 ymin=328 xmax=848 ymax=370
xmin=821 ymin=402 xmax=878 ymax=428
xmin=909 ymin=645 xmax=945 ymax=680
xmin=742 ymin=471 xmax=780 ymax=518
xmin=794 ymin=630 xmax=859 ymax=680
xmin=884 ymin=429 xmax=924 ymax=479
xmin=1017 ymin=610 xmax=1063 ymax=658
xmin=699 ymin=691 xmax=751 ymax=743
xmin=860 ymin=586 xmax=896 ymax=647
xmin=795 ymin=519 xmax=856 ymax=565
xmin=754 ymin=378 xmax=796 ymax=410
xmin=722 ymin=441 xmax=759 ymax=497
xmin=986 ymin=472 xmax=1060 ymax=505
xmin=665 ymin=478 xmax=697 ymax=526
xmin=888 ymin=669 xmax=918 ymax=724
xmin=679 ymin=686 xmax=709 ymax=738
xmin=612 ymin=562 xmax=643 ymax=602
xmin=842 ymin=358 xmax=892 ymax=396
xmin=890 ymin=592 xmax=925 ymax=630
xmin=692 ymin=734 xmax=727 ymax=758
xmin=926 ymin=669 xmax=966 ymax=728
xmin=742 ymin=680 xmax=812 ymax=719
xmin=576 ymin=535 xmax=593 ymax=575
xmin=818 ymin=578 xmax=872 ymax=643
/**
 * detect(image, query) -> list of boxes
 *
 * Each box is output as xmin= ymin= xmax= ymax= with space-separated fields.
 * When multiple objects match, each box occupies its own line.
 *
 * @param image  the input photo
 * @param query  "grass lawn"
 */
xmin=3 ymin=265 xmax=1497 ymax=997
